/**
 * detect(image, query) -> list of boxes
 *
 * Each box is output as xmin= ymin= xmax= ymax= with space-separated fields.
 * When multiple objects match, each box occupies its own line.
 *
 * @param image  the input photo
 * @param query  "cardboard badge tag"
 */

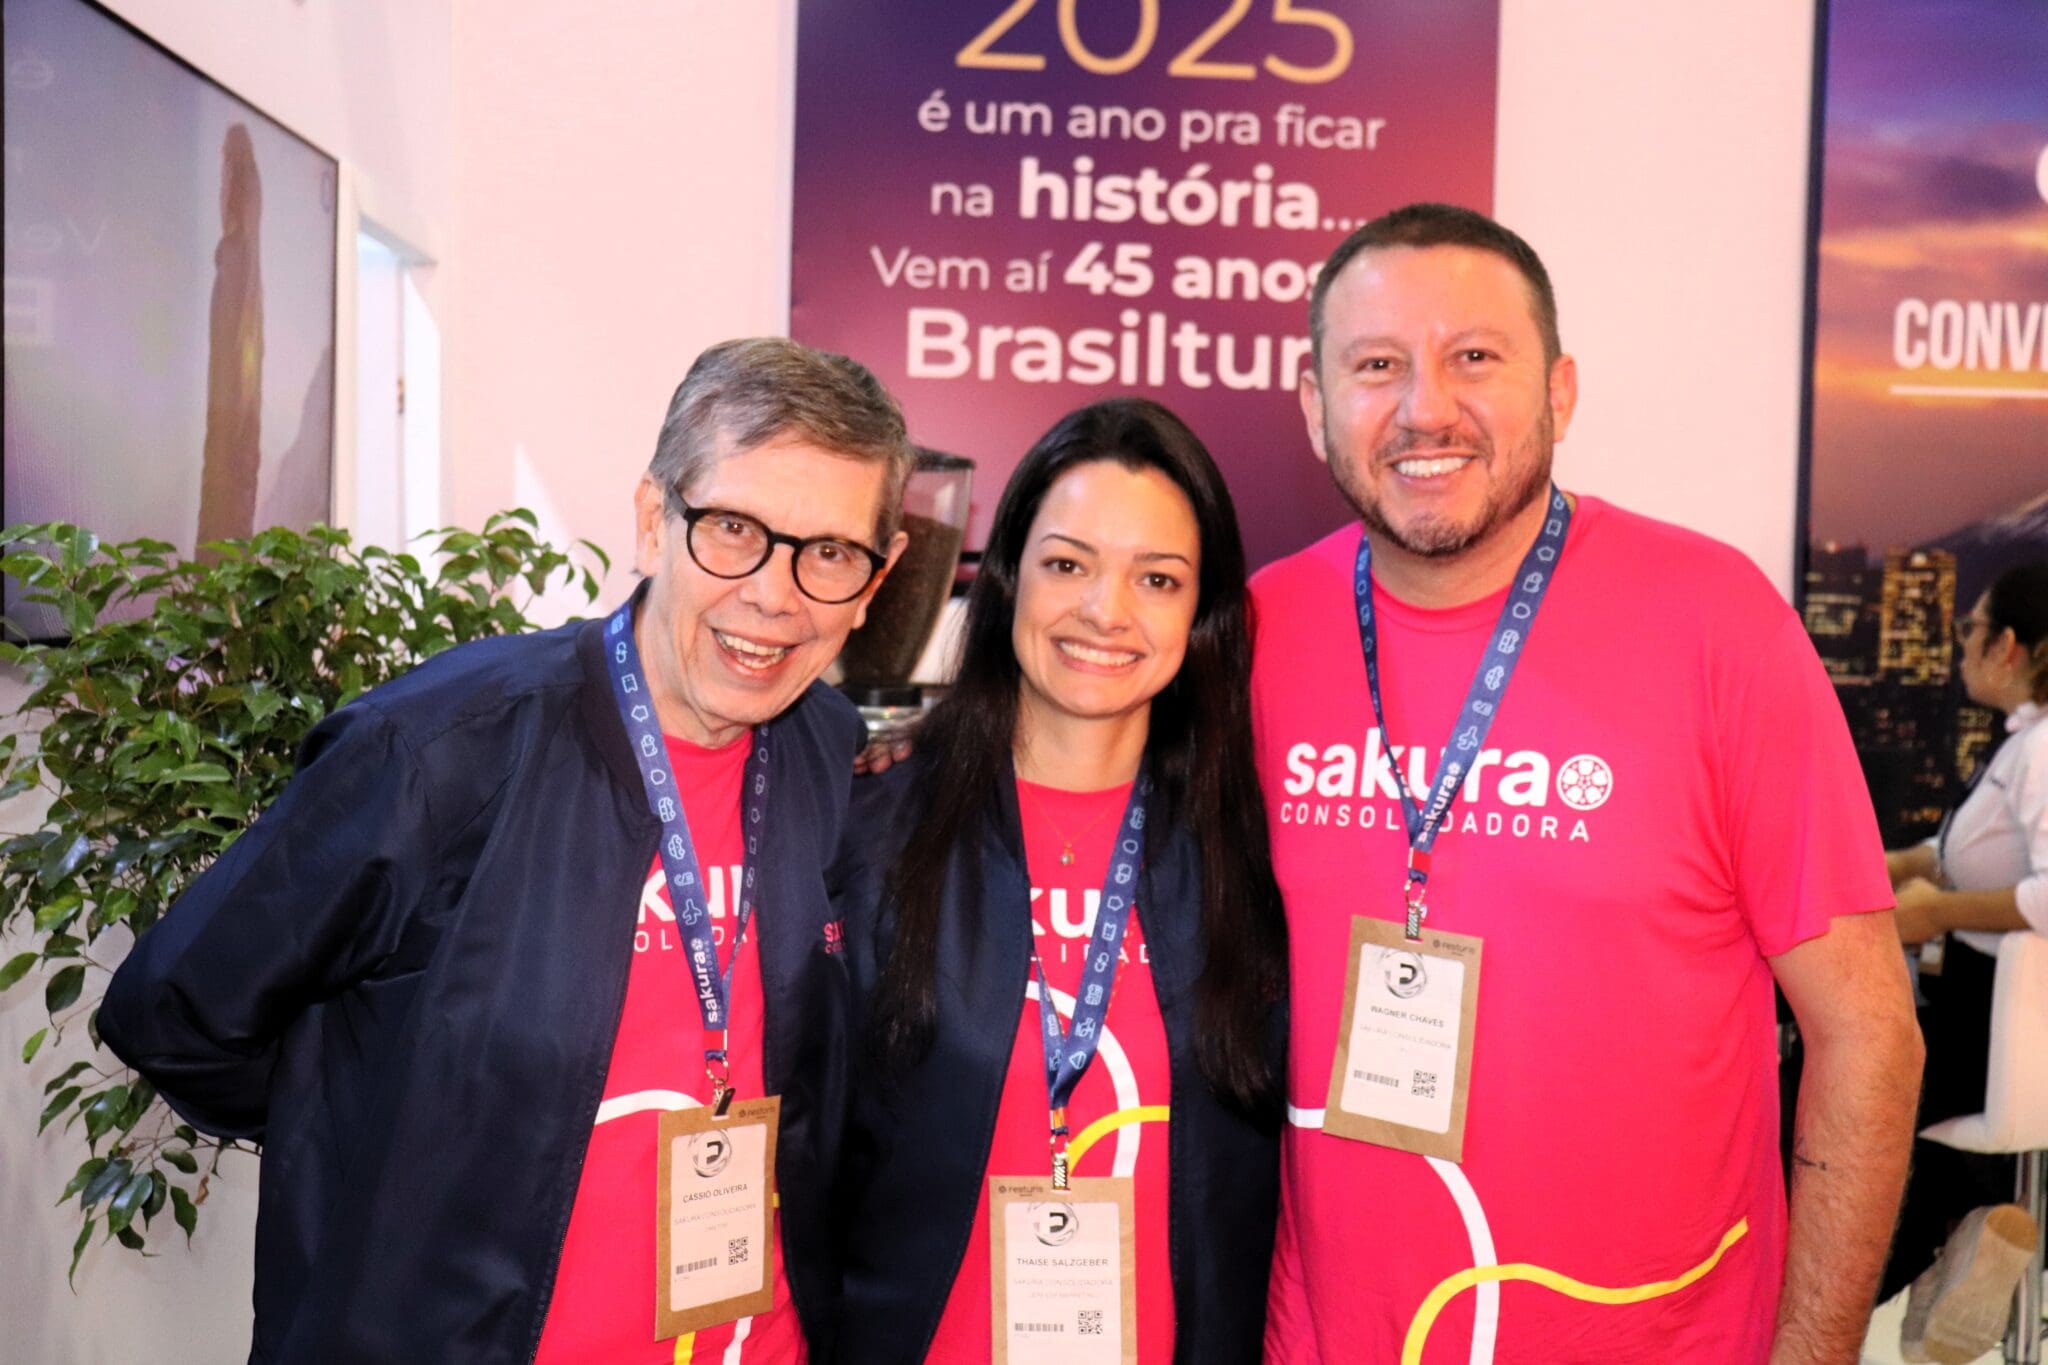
xmin=1322 ymin=916 xmax=1482 ymax=1162
xmin=988 ymin=1175 xmax=1137 ymax=1364
xmin=654 ymin=1096 xmax=779 ymax=1339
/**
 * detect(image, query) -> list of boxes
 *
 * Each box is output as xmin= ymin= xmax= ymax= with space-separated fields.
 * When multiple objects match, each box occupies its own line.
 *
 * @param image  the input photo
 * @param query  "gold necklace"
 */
xmin=1017 ymin=782 xmax=1125 ymax=866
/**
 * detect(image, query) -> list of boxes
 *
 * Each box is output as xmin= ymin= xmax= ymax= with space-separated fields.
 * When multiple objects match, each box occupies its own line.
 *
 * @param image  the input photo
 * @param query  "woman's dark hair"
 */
xmin=869 ymin=397 xmax=1287 ymax=1111
xmin=1985 ymin=561 xmax=2048 ymax=703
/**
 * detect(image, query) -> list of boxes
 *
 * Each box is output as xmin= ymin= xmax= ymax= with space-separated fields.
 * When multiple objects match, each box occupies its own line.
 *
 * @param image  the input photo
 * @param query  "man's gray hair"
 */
xmin=649 ymin=337 xmax=915 ymax=542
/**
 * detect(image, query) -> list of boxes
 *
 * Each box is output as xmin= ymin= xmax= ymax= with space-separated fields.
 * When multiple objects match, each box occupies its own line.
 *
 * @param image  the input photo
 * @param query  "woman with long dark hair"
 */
xmin=831 ymin=398 xmax=1287 ymax=1363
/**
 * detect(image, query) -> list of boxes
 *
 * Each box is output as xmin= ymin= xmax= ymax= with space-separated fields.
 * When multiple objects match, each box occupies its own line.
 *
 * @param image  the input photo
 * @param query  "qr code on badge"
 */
xmin=727 ymin=1236 xmax=750 ymax=1266
xmin=1078 ymin=1309 xmax=1104 ymax=1336
xmin=1412 ymin=1070 xmax=1437 ymax=1099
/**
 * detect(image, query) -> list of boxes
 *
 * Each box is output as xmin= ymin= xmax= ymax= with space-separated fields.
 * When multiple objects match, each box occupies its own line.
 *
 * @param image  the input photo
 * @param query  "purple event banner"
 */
xmin=791 ymin=0 xmax=1498 ymax=567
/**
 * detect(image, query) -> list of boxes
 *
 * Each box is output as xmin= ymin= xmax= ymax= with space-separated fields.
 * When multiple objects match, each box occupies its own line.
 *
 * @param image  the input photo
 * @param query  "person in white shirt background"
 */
xmin=1883 ymin=560 xmax=2048 ymax=1362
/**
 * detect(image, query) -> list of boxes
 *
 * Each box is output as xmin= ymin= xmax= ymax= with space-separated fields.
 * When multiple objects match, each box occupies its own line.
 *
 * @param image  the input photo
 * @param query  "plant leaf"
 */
xmin=105 ymin=1170 xmax=151 ymax=1232
xmin=154 ymin=763 xmax=232 ymax=785
xmin=39 ymin=1085 xmax=81 ymax=1134
xmin=37 ymin=833 xmax=89 ymax=889
xmin=170 ymin=1184 xmax=197 ymax=1241
xmin=33 ymin=891 xmax=83 ymax=933
xmin=80 ymin=1154 xmax=129 ymax=1207
xmin=69 ymin=1216 xmax=94 ymax=1285
xmin=44 ymin=1060 xmax=92 ymax=1093
xmin=22 ymin=1026 xmax=48 ymax=1062
xmin=81 ymin=1086 xmax=127 ymax=1144
xmin=0 ymin=951 xmax=37 ymax=991
xmin=44 ymin=963 xmax=85 ymax=1014
xmin=58 ymin=1156 xmax=107 ymax=1206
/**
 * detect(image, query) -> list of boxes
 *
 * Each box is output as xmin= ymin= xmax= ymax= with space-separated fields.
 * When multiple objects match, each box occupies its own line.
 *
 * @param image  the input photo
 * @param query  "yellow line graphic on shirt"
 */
xmin=1400 ymin=1217 xmax=1749 ymax=1365
xmin=1064 ymin=1105 xmax=1171 ymax=1168
xmin=672 ymin=1331 xmax=694 ymax=1363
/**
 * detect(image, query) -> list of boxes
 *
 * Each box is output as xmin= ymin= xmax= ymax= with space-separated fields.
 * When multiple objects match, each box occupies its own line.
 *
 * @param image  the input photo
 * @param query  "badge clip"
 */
xmin=1049 ymin=1106 xmax=1071 ymax=1190
xmin=707 ymin=1052 xmax=734 ymax=1117
xmin=1403 ymin=849 xmax=1431 ymax=941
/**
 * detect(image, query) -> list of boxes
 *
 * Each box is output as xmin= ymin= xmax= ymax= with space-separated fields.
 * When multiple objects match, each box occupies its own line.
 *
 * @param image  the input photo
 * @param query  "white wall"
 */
xmin=1 ymin=3 xmax=1823 ymax=1359
xmin=444 ymin=0 xmax=800 ymax=618
xmin=1496 ymin=1 xmax=1817 ymax=596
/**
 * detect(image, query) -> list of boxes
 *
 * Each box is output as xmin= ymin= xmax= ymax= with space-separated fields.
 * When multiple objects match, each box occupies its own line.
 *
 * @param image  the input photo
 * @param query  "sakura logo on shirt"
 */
xmin=1555 ymin=755 xmax=1614 ymax=811
xmin=1029 ymin=886 xmax=1155 ymax=967
xmin=1275 ymin=728 xmax=1615 ymax=844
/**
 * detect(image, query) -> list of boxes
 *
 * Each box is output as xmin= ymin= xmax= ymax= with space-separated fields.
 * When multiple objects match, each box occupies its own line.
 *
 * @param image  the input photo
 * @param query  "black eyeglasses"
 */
xmin=670 ymin=498 xmax=886 ymax=604
xmin=1953 ymin=614 xmax=1993 ymax=647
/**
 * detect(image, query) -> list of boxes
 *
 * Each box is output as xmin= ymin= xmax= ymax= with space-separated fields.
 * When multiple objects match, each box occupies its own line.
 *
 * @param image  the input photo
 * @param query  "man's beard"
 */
xmin=1325 ymin=409 xmax=1554 ymax=560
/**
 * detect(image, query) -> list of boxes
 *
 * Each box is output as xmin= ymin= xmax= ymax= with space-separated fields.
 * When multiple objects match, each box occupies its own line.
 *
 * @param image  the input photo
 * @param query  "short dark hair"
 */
xmin=1985 ymin=561 xmax=2048 ymax=703
xmin=648 ymin=337 xmax=915 ymax=541
xmin=1308 ymin=202 xmax=1561 ymax=368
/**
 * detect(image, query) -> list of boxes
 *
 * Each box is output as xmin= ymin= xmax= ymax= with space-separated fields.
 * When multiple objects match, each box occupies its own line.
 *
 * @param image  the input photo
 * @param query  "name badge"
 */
xmin=654 ymin=1096 xmax=779 ymax=1339
xmin=989 ymin=1175 xmax=1137 ymax=1364
xmin=1322 ymin=916 xmax=1482 ymax=1162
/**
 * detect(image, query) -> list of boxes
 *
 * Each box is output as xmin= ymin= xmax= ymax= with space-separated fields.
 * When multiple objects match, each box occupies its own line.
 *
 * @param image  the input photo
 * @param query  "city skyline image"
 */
xmin=1802 ymin=0 xmax=2046 ymax=842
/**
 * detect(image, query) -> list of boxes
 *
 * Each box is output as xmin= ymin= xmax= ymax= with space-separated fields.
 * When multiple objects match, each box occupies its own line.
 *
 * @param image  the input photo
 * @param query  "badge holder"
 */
xmin=655 ymin=1096 xmax=781 ymax=1339
xmin=989 ymin=1174 xmax=1137 ymax=1364
xmin=1322 ymin=915 xmax=1482 ymax=1162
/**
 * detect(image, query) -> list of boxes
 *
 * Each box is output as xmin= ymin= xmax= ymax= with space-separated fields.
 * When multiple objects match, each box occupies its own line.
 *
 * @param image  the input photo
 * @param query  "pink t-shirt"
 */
xmin=1251 ymin=499 xmax=1890 ymax=1364
xmin=923 ymin=779 xmax=1176 ymax=1363
xmin=535 ymin=732 xmax=804 ymax=1365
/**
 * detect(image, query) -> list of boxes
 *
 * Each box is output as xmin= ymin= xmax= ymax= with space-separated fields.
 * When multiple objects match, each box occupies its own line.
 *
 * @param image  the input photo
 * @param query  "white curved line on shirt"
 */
xmin=1283 ymin=1106 xmax=1501 ymax=1364
xmin=594 ymin=1089 xmax=701 ymax=1125
xmin=1029 ymin=978 xmax=1143 ymax=1177
xmin=1425 ymin=1155 xmax=1499 ymax=1365
xmin=723 ymin=1312 xmax=752 ymax=1363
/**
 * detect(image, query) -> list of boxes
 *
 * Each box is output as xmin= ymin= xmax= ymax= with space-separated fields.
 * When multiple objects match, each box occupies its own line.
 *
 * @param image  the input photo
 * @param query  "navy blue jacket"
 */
xmin=828 ymin=755 xmax=1282 ymax=1363
xmin=100 ymin=610 xmax=864 ymax=1363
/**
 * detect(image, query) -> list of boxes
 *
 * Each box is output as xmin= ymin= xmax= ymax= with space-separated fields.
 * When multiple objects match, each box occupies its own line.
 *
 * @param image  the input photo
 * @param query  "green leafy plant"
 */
xmin=0 ymin=513 xmax=608 ymax=1277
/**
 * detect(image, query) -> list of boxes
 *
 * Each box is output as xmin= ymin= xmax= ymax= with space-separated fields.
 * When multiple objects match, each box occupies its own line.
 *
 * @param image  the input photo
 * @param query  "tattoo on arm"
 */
xmin=1791 ymin=1138 xmax=1830 ymax=1173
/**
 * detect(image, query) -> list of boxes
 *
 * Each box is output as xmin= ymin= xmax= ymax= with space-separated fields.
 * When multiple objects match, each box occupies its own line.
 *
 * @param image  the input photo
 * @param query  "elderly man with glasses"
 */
xmin=101 ymin=338 xmax=912 ymax=1365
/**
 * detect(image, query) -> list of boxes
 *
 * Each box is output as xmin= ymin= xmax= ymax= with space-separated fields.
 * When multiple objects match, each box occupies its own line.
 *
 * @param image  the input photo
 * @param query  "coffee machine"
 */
xmin=837 ymin=448 xmax=973 ymax=736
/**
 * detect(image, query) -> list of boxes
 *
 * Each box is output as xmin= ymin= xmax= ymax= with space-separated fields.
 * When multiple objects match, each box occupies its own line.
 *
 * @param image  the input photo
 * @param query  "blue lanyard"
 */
xmin=604 ymin=602 xmax=770 ymax=1110
xmin=1031 ymin=774 xmax=1149 ymax=1189
xmin=1354 ymin=487 xmax=1572 ymax=940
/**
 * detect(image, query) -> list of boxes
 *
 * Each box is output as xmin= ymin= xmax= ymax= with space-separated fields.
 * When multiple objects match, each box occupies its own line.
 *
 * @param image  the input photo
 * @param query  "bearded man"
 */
xmin=1254 ymin=203 xmax=1920 ymax=1364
